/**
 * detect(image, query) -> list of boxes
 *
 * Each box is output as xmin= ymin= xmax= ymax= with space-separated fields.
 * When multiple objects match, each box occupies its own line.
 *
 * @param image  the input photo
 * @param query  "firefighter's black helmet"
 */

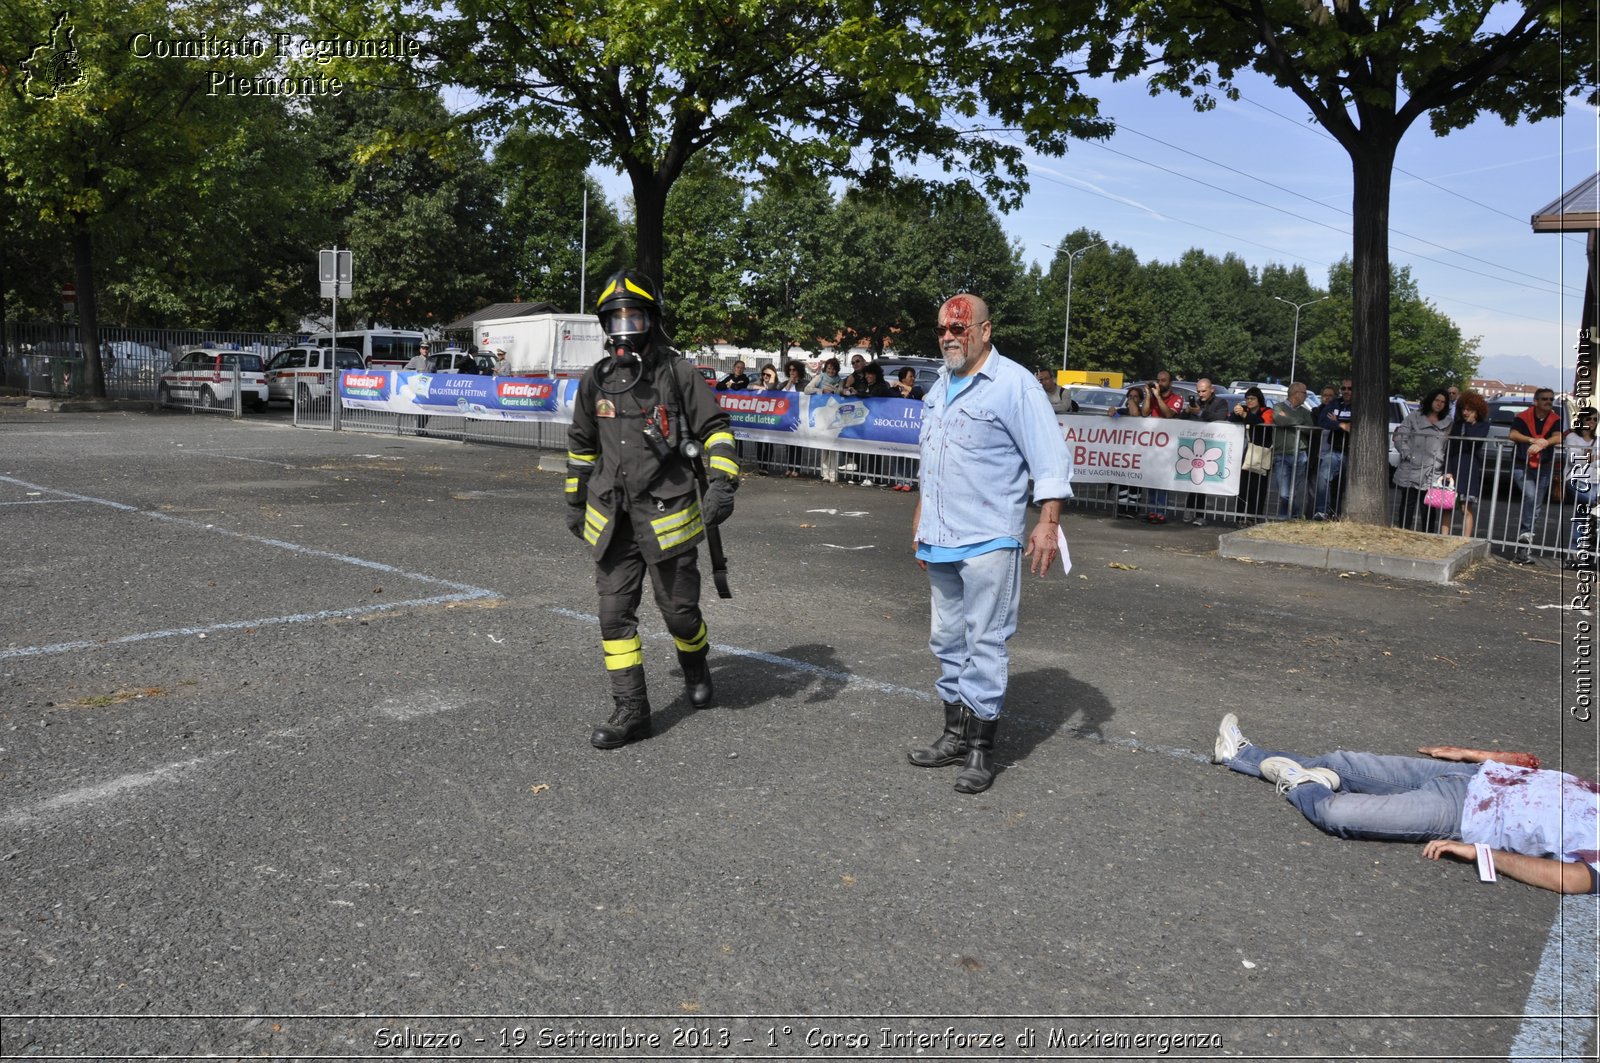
xmin=595 ymin=269 xmax=660 ymax=355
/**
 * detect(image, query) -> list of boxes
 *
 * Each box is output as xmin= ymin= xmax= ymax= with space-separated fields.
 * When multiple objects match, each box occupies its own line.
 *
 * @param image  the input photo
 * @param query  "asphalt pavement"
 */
xmin=0 ymin=403 xmax=1593 ymax=1062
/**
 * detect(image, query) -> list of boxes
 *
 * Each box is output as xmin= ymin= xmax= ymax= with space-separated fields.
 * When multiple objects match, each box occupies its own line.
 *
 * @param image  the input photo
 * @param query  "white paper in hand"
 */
xmin=1056 ymin=525 xmax=1072 ymax=577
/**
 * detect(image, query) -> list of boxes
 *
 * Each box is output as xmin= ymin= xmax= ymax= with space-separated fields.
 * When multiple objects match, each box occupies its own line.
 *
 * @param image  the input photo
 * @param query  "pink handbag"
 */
xmin=1423 ymin=474 xmax=1457 ymax=510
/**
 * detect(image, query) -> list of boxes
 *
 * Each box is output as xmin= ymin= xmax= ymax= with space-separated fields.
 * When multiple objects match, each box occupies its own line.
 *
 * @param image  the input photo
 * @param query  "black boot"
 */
xmin=679 ymin=649 xmax=713 ymax=709
xmin=909 ymin=701 xmax=969 ymax=767
xmin=591 ymin=696 xmax=651 ymax=749
xmin=954 ymin=716 xmax=999 ymax=793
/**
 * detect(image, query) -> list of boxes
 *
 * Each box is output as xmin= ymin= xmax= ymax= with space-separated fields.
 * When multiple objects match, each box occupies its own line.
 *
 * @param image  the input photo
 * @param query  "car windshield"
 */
xmin=218 ymin=353 xmax=265 ymax=371
xmin=335 ymin=348 xmax=363 ymax=369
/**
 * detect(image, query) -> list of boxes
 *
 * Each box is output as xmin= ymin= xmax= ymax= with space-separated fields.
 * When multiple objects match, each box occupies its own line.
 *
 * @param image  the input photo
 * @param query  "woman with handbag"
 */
xmin=1229 ymin=387 xmax=1275 ymax=522
xmin=1446 ymin=390 xmax=1491 ymax=538
xmin=1394 ymin=387 xmax=1453 ymax=532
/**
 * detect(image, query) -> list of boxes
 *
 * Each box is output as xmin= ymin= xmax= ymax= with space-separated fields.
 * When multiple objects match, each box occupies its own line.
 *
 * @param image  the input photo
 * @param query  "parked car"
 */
xmin=426 ymin=349 xmax=492 ymax=374
xmin=264 ymin=346 xmax=364 ymax=405
xmin=158 ymin=347 xmax=269 ymax=410
xmin=695 ymin=365 xmax=719 ymax=387
xmin=1068 ymin=385 xmax=1126 ymax=416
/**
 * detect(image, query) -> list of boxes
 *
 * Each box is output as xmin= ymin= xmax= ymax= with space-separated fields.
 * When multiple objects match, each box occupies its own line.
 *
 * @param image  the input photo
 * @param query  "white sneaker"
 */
xmin=1260 ymin=756 xmax=1340 ymax=795
xmin=1214 ymin=713 xmax=1249 ymax=763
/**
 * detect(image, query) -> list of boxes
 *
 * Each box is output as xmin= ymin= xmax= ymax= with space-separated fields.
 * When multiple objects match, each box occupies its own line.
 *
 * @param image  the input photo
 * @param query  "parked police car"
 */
xmin=264 ymin=346 xmax=364 ymax=405
xmin=158 ymin=346 xmax=269 ymax=410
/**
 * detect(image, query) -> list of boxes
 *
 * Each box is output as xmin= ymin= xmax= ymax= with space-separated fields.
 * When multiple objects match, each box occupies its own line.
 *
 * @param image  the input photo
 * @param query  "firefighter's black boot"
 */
xmin=591 ymin=696 xmax=651 ymax=749
xmin=679 ymin=649 xmax=713 ymax=709
xmin=954 ymin=716 xmax=999 ymax=793
xmin=908 ymin=701 xmax=969 ymax=767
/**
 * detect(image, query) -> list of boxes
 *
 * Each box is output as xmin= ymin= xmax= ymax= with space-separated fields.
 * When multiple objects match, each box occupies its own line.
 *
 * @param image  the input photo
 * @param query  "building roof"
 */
xmin=443 ymin=302 xmax=563 ymax=330
xmin=1531 ymin=172 xmax=1600 ymax=233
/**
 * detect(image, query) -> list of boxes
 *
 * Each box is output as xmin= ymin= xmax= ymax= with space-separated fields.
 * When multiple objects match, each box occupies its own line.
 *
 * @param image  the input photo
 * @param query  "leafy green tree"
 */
xmin=494 ymin=125 xmax=628 ymax=313
xmin=1041 ymin=236 xmax=1149 ymax=379
xmin=661 ymin=156 xmax=749 ymax=348
xmin=738 ymin=169 xmax=838 ymax=358
xmin=0 ymin=0 xmax=286 ymax=392
xmin=414 ymin=0 xmax=1115 ymax=286
xmin=1116 ymin=0 xmax=1598 ymax=523
xmin=303 ymin=87 xmax=509 ymax=330
xmin=1298 ymin=259 xmax=1479 ymax=397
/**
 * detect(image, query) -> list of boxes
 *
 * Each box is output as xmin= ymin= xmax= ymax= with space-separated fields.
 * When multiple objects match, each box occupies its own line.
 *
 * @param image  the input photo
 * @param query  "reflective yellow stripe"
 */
xmin=651 ymin=502 xmax=700 ymax=534
xmin=603 ymin=635 xmax=642 ymax=671
xmin=673 ymin=623 xmax=708 ymax=654
xmin=568 ymin=450 xmax=596 ymax=466
xmin=564 ymin=477 xmax=579 ymax=494
xmin=705 ymin=431 xmax=734 ymax=450
xmin=584 ymin=504 xmax=608 ymax=545
xmin=657 ymin=516 xmax=705 ymax=551
xmin=709 ymin=455 xmax=739 ymax=477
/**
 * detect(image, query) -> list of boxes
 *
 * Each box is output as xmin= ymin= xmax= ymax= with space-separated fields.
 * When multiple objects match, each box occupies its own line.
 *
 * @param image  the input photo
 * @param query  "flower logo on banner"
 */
xmin=1175 ymin=438 xmax=1226 ymax=484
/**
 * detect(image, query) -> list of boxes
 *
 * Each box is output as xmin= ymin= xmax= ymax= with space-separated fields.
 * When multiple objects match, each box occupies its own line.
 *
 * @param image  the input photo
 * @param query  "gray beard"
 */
xmin=942 ymin=348 xmax=968 ymax=373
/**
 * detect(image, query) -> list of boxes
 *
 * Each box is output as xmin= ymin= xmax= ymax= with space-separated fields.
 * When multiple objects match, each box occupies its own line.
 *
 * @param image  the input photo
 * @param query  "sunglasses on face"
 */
xmin=934 ymin=321 xmax=986 ymax=338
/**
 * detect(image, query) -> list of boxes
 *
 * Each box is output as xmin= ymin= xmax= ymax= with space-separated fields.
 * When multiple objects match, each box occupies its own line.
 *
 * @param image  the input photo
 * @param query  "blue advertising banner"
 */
xmin=341 ymin=374 xmax=1244 ymax=494
xmin=340 ymin=371 xmax=577 ymax=421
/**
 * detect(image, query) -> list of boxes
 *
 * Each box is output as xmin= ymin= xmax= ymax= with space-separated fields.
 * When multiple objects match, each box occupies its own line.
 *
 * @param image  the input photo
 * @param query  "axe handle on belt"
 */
xmin=693 ymin=457 xmax=733 ymax=599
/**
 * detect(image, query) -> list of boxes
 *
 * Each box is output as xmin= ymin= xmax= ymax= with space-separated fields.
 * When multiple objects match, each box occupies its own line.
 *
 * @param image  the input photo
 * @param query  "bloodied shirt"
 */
xmin=1459 ymin=763 xmax=1600 ymax=887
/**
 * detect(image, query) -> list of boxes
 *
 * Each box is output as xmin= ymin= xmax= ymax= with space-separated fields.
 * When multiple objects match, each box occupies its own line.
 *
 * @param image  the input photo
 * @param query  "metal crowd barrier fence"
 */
xmin=285 ymin=384 xmax=1591 ymax=568
xmin=3 ymin=321 xmax=295 ymax=401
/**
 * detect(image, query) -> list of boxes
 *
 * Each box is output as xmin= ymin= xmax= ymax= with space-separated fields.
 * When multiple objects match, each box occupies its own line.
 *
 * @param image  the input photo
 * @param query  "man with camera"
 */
xmin=1138 ymin=370 xmax=1185 ymax=524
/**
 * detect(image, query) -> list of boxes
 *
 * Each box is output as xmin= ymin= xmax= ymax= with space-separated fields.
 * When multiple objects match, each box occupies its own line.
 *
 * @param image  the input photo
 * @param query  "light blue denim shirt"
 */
xmin=916 ymin=347 xmax=1074 ymax=550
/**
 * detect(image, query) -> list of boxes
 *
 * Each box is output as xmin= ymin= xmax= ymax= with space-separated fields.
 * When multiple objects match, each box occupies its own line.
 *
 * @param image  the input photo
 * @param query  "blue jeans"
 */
xmin=1570 ymin=481 xmax=1597 ymax=553
xmin=1314 ymin=451 xmax=1344 ymax=516
xmin=1273 ymin=452 xmax=1308 ymax=518
xmin=1148 ymin=489 xmax=1169 ymax=517
xmin=927 ymin=547 xmax=1021 ymax=721
xmin=1225 ymin=745 xmax=1476 ymax=841
xmin=1513 ymin=464 xmax=1554 ymax=537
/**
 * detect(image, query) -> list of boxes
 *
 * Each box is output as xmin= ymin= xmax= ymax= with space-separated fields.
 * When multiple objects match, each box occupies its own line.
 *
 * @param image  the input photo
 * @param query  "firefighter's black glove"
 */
xmin=565 ymin=506 xmax=585 ymax=539
xmin=701 ymin=479 xmax=736 ymax=527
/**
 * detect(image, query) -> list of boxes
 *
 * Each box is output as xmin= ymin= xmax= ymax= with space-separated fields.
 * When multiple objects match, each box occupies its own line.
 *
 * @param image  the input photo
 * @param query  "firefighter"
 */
xmin=566 ymin=270 xmax=739 ymax=749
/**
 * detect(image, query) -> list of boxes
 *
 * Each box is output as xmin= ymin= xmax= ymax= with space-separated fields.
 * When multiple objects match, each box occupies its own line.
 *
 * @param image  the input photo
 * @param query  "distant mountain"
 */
xmin=1473 ymin=353 xmax=1567 ymax=392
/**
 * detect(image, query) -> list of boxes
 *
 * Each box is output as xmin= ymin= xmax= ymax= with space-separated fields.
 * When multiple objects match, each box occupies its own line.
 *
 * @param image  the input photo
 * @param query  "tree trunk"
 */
xmin=72 ymin=221 xmax=106 ymax=399
xmin=1340 ymin=139 xmax=1397 ymax=526
xmin=629 ymin=172 xmax=667 ymax=298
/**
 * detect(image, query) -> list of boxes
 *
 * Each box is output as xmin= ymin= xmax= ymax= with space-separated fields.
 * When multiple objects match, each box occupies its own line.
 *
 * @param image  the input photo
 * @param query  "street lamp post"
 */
xmin=1044 ymin=240 xmax=1107 ymax=373
xmin=1272 ymin=295 xmax=1329 ymax=383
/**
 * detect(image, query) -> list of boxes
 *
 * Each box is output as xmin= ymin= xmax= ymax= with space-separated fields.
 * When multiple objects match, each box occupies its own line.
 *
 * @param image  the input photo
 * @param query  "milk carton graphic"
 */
xmin=397 ymin=373 xmax=433 ymax=408
xmin=456 ymin=397 xmax=491 ymax=415
xmin=810 ymin=398 xmax=869 ymax=432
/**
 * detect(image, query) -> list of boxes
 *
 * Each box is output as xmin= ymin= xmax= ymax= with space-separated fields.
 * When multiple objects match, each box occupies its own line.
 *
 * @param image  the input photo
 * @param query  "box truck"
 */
xmin=476 ymin=313 xmax=606 ymax=377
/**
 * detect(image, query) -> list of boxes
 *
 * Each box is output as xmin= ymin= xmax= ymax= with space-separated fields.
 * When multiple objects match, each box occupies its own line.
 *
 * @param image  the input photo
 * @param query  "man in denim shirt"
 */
xmin=908 ymin=294 xmax=1074 ymax=794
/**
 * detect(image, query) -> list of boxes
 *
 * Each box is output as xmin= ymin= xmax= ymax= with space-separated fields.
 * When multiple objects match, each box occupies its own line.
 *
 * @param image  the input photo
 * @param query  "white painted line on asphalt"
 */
xmin=0 ymin=498 xmax=90 ymax=506
xmin=0 ymin=474 xmax=502 ymax=659
xmin=0 ymin=593 xmax=492 ymax=661
xmin=0 ymin=752 xmax=234 ymax=829
xmin=1508 ymin=895 xmax=1599 ymax=1061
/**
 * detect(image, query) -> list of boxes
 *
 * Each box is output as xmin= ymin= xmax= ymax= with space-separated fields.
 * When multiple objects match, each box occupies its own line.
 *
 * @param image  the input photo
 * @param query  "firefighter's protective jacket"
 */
xmin=565 ymin=351 xmax=737 ymax=561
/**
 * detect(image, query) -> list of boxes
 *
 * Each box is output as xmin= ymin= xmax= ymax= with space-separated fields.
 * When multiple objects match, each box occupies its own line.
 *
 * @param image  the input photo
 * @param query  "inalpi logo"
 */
xmin=719 ymin=394 xmax=789 ymax=416
xmin=499 ymin=382 xmax=552 ymax=399
xmin=346 ymin=374 xmax=386 ymax=390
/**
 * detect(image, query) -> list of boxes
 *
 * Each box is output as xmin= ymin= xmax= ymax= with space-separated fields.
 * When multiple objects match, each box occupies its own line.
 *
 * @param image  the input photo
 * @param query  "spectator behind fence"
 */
xmin=752 ymin=363 xmax=781 ymax=472
xmin=1270 ymin=383 xmax=1314 ymax=520
xmin=1182 ymin=377 xmax=1231 ymax=525
xmin=1565 ymin=408 xmax=1597 ymax=567
xmin=1312 ymin=378 xmax=1353 ymax=521
xmin=895 ymin=367 xmax=925 ymax=401
xmin=1445 ymin=389 xmax=1490 ymax=539
xmin=781 ymin=360 xmax=808 ymax=392
xmin=1211 ymin=714 xmax=1599 ymax=895
xmin=854 ymin=362 xmax=893 ymax=398
xmin=841 ymin=353 xmax=869 ymax=395
xmin=1229 ymin=387 xmax=1274 ymax=521
xmin=1140 ymin=370 xmax=1186 ymax=524
xmin=1111 ymin=385 xmax=1149 ymax=520
xmin=805 ymin=357 xmax=843 ymax=395
xmin=1509 ymin=387 xmax=1565 ymax=564
xmin=1036 ymin=369 xmax=1074 ymax=414
xmin=716 ymin=359 xmax=750 ymax=391
xmin=756 ymin=363 xmax=780 ymax=390
xmin=1393 ymin=387 xmax=1452 ymax=532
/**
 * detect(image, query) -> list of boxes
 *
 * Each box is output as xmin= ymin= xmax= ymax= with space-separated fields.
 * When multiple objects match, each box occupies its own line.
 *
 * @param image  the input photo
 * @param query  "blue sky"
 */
xmin=580 ymin=71 xmax=1595 ymax=391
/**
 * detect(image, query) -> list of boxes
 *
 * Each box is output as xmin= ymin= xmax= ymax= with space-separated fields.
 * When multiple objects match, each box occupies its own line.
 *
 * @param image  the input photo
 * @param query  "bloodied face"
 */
xmin=936 ymin=294 xmax=991 ymax=375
